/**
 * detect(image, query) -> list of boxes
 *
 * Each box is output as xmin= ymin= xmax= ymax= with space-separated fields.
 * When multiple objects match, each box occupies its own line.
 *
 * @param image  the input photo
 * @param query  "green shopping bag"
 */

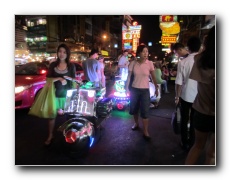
xmin=28 ymin=78 xmax=57 ymax=119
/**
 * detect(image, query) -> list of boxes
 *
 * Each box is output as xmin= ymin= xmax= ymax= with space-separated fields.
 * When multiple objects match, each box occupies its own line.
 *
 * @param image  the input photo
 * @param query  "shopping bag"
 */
xmin=28 ymin=78 xmax=57 ymax=119
xmin=171 ymin=104 xmax=181 ymax=134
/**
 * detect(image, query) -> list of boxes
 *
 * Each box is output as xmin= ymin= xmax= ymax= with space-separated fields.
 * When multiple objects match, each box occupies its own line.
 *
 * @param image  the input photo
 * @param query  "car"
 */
xmin=15 ymin=61 xmax=85 ymax=109
xmin=15 ymin=61 xmax=49 ymax=109
xmin=15 ymin=57 xmax=27 ymax=65
xmin=71 ymin=61 xmax=85 ymax=81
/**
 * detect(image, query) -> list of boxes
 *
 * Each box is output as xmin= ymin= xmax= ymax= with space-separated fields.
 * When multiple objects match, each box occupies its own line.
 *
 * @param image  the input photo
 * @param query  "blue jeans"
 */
xmin=161 ymin=80 xmax=168 ymax=92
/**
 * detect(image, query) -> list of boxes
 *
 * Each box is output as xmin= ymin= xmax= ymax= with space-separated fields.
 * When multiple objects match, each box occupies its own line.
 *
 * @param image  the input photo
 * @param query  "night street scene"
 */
xmin=15 ymin=15 xmax=216 ymax=167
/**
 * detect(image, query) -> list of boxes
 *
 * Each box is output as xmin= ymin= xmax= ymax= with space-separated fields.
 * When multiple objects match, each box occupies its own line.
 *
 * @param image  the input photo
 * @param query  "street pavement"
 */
xmin=15 ymin=80 xmax=205 ymax=166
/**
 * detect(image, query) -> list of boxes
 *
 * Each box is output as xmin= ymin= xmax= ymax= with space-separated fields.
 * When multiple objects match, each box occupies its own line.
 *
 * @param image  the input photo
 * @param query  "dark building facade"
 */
xmin=17 ymin=15 xmax=124 ymax=61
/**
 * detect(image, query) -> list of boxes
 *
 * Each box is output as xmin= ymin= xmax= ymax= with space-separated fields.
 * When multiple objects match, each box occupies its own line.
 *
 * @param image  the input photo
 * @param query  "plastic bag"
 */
xmin=28 ymin=78 xmax=57 ymax=119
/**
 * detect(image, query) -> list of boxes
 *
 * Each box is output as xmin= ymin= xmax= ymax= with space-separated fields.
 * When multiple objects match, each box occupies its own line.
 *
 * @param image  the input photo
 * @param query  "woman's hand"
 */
xmin=61 ymin=80 xmax=67 ymax=85
xmin=59 ymin=77 xmax=67 ymax=85
xmin=63 ymin=76 xmax=73 ymax=81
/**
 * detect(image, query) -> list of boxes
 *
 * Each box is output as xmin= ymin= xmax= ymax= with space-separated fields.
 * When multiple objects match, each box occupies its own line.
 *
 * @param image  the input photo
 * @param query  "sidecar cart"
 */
xmin=57 ymin=84 xmax=113 ymax=156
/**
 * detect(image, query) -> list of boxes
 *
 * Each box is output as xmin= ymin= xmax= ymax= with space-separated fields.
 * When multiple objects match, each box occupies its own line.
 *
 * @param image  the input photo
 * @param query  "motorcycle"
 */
xmin=56 ymin=78 xmax=113 ymax=157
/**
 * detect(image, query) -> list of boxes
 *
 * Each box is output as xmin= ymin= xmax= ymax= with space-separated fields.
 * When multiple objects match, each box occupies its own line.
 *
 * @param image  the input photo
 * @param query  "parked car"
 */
xmin=15 ymin=57 xmax=27 ymax=65
xmin=15 ymin=61 xmax=85 ymax=109
xmin=15 ymin=61 xmax=49 ymax=109
xmin=71 ymin=61 xmax=85 ymax=81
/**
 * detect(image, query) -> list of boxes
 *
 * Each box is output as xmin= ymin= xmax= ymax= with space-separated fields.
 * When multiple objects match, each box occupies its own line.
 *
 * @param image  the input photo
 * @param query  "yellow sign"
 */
xmin=161 ymin=36 xmax=177 ymax=44
xmin=101 ymin=50 xmax=109 ymax=56
xmin=123 ymin=32 xmax=132 ymax=40
xmin=159 ymin=22 xmax=180 ymax=34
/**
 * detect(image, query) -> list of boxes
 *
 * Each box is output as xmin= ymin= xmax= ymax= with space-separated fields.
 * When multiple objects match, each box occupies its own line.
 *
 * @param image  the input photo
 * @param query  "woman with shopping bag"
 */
xmin=29 ymin=44 xmax=76 ymax=146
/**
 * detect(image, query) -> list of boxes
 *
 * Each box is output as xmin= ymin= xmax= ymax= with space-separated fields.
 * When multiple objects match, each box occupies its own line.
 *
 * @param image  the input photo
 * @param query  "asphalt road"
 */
xmin=15 ymin=80 xmax=204 ymax=166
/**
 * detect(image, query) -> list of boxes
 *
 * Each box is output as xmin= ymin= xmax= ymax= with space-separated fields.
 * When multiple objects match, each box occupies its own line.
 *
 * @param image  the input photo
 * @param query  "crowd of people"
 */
xmin=28 ymin=25 xmax=215 ymax=165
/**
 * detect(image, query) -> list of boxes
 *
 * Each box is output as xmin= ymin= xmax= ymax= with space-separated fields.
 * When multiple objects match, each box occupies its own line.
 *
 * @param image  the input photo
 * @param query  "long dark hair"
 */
xmin=136 ymin=44 xmax=148 ymax=58
xmin=199 ymin=26 xmax=215 ymax=69
xmin=55 ymin=43 xmax=71 ymax=67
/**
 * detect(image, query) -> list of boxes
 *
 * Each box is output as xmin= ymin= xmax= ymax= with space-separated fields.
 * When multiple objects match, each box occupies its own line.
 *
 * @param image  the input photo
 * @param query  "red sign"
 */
xmin=160 ymin=15 xmax=177 ymax=22
xmin=133 ymin=21 xmax=138 ymax=26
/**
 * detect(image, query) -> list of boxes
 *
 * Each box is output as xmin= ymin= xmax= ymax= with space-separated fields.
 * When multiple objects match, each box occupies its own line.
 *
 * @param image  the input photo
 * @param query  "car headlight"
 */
xmin=15 ymin=85 xmax=32 ymax=94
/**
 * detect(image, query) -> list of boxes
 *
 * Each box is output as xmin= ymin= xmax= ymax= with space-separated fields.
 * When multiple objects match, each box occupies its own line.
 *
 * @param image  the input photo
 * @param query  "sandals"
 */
xmin=131 ymin=124 xmax=140 ymax=130
xmin=44 ymin=137 xmax=54 ymax=147
xmin=143 ymin=134 xmax=151 ymax=141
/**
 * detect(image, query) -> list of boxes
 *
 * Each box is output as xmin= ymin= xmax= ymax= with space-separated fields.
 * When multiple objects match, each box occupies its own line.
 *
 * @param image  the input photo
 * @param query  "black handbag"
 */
xmin=128 ymin=61 xmax=136 ymax=91
xmin=171 ymin=103 xmax=181 ymax=134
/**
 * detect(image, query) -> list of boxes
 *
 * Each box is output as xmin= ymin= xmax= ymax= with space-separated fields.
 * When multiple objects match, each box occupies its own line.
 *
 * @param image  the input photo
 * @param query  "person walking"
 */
xmin=172 ymin=42 xmax=189 ymax=59
xmin=185 ymin=26 xmax=215 ymax=165
xmin=125 ymin=44 xmax=158 ymax=141
xmin=82 ymin=49 xmax=100 ymax=87
xmin=44 ymin=43 xmax=76 ymax=146
xmin=174 ymin=36 xmax=202 ymax=150
xmin=118 ymin=49 xmax=129 ymax=81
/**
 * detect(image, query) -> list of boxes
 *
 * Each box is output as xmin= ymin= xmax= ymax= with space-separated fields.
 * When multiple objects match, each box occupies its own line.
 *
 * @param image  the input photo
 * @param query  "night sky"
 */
xmin=131 ymin=15 xmax=163 ymax=59
xmin=131 ymin=15 xmax=162 ymax=45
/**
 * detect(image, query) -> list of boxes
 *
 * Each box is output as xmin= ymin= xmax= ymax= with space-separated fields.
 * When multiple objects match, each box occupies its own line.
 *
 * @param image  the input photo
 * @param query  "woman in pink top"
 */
xmin=125 ymin=44 xmax=158 ymax=141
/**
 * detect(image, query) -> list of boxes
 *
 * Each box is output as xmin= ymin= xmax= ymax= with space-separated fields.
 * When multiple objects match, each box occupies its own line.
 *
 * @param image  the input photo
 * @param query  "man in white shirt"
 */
xmin=118 ymin=49 xmax=129 ymax=81
xmin=174 ymin=37 xmax=201 ymax=151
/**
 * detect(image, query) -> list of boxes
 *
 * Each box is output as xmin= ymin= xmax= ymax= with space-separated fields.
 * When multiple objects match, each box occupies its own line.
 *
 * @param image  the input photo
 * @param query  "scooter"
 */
xmin=56 ymin=79 xmax=113 ymax=157
xmin=110 ymin=75 xmax=130 ymax=111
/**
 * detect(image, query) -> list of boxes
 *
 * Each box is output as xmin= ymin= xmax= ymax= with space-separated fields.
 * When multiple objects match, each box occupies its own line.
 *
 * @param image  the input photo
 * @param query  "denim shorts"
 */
xmin=129 ymin=87 xmax=150 ymax=119
xmin=193 ymin=110 xmax=215 ymax=133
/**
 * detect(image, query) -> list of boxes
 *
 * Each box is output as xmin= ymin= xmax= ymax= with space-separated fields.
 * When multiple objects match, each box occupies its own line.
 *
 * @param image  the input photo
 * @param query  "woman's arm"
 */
xmin=150 ymin=70 xmax=159 ymax=97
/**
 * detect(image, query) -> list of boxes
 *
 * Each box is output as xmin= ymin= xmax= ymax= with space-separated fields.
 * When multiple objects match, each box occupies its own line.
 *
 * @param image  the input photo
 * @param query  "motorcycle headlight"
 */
xmin=15 ymin=85 xmax=32 ymax=94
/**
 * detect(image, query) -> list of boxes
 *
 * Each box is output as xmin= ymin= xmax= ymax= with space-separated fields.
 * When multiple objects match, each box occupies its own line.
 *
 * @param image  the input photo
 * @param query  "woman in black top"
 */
xmin=45 ymin=43 xmax=76 ymax=146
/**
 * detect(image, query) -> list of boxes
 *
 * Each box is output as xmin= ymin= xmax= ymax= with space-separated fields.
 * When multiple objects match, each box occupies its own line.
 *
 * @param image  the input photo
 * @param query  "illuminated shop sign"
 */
xmin=124 ymin=42 xmax=132 ymax=49
xmin=161 ymin=36 xmax=177 ymax=44
xmin=129 ymin=25 xmax=142 ymax=30
xmin=133 ymin=21 xmax=138 ymax=26
xmin=159 ymin=15 xmax=177 ymax=22
xmin=123 ymin=32 xmax=132 ymax=40
xmin=132 ymin=38 xmax=138 ymax=51
xmin=101 ymin=50 xmax=109 ymax=56
xmin=162 ymin=48 xmax=170 ymax=51
xmin=160 ymin=22 xmax=180 ymax=34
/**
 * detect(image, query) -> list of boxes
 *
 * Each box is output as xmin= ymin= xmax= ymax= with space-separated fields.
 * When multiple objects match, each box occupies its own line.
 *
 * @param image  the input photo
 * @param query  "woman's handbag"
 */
xmin=28 ymin=78 xmax=57 ymax=119
xmin=171 ymin=103 xmax=181 ymax=134
xmin=128 ymin=61 xmax=136 ymax=91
